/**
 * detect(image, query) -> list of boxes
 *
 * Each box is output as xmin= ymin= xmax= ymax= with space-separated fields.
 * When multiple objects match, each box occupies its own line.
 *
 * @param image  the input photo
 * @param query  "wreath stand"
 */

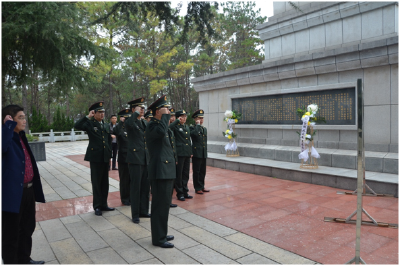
xmin=300 ymin=125 xmax=318 ymax=169
xmin=226 ymin=124 xmax=240 ymax=157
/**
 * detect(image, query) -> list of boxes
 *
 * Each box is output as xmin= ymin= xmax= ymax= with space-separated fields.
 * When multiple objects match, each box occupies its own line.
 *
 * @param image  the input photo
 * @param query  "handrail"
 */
xmin=28 ymin=129 xmax=88 ymax=143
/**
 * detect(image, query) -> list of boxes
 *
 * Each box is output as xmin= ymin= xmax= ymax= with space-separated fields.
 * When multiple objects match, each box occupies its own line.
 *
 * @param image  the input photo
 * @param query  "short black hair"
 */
xmin=2 ymin=105 xmax=24 ymax=125
xmin=110 ymin=115 xmax=117 ymax=119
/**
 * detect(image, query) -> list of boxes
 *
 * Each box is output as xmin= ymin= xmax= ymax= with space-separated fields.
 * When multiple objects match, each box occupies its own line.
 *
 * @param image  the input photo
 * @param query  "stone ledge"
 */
xmin=256 ymin=2 xmax=394 ymax=38
xmin=207 ymin=141 xmax=398 ymax=174
xmin=207 ymin=152 xmax=398 ymax=196
xmin=192 ymin=36 xmax=398 ymax=87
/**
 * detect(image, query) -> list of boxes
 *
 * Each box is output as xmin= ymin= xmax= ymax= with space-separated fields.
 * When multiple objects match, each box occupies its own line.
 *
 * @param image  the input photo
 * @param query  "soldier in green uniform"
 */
xmin=125 ymin=97 xmax=150 ymax=224
xmin=114 ymin=108 xmax=131 ymax=206
xmin=168 ymin=108 xmax=178 ymax=208
xmin=169 ymin=108 xmax=176 ymax=124
xmin=74 ymin=102 xmax=115 ymax=216
xmin=146 ymin=95 xmax=176 ymax=248
xmin=144 ymin=110 xmax=153 ymax=122
xmin=169 ymin=110 xmax=193 ymax=201
xmin=190 ymin=109 xmax=210 ymax=194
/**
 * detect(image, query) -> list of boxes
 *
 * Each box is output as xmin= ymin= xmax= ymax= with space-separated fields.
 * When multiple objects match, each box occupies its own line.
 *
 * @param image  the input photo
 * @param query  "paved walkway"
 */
xmin=32 ymin=141 xmax=398 ymax=264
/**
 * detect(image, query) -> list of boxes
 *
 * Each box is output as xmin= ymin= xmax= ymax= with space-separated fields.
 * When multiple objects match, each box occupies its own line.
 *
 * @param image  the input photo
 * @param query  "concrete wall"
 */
xmin=192 ymin=2 xmax=398 ymax=153
xmin=260 ymin=2 xmax=398 ymax=62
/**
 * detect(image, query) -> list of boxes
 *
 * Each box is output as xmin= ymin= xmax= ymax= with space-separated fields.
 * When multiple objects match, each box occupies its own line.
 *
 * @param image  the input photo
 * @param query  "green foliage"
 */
xmin=51 ymin=106 xmax=74 ymax=131
xmin=28 ymin=107 xmax=50 ymax=133
xmin=2 ymin=2 xmax=111 ymax=88
xmin=220 ymin=2 xmax=267 ymax=70
xmin=3 ymin=1 xmax=270 ymax=127
xmin=26 ymin=134 xmax=38 ymax=142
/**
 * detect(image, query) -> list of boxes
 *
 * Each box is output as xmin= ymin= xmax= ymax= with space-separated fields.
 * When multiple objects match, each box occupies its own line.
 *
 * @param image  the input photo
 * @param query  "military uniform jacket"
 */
xmin=114 ymin=121 xmax=129 ymax=163
xmin=168 ymin=129 xmax=178 ymax=163
xmin=74 ymin=116 xmax=112 ymax=162
xmin=145 ymin=114 xmax=176 ymax=180
xmin=125 ymin=111 xmax=149 ymax=165
xmin=169 ymin=119 xmax=192 ymax=157
xmin=190 ymin=124 xmax=208 ymax=158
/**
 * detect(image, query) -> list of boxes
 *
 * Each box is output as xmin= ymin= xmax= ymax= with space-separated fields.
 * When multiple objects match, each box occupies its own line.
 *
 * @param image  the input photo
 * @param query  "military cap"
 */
xmin=148 ymin=95 xmax=170 ymax=112
xmin=144 ymin=109 xmax=153 ymax=118
xmin=128 ymin=97 xmax=145 ymax=108
xmin=89 ymin=101 xmax=105 ymax=112
xmin=175 ymin=110 xmax=188 ymax=118
xmin=169 ymin=108 xmax=176 ymax=115
xmin=118 ymin=108 xmax=131 ymax=118
xmin=192 ymin=109 xmax=204 ymax=118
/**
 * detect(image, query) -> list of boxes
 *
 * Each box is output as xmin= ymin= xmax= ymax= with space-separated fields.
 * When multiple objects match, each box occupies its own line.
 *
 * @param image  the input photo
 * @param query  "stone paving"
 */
xmin=32 ymin=141 xmax=317 ymax=264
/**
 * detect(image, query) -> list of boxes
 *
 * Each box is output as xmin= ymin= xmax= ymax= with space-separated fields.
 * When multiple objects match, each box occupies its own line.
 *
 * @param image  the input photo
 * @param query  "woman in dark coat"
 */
xmin=2 ymin=105 xmax=45 ymax=264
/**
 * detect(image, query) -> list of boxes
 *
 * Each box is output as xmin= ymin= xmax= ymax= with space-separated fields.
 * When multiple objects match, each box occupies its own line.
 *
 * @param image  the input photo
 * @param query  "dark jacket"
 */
xmin=145 ymin=114 xmax=176 ymax=180
xmin=169 ymin=119 xmax=192 ymax=157
xmin=74 ymin=116 xmax=112 ymax=162
xmin=190 ymin=124 xmax=208 ymax=158
xmin=168 ymin=128 xmax=178 ymax=163
xmin=2 ymin=121 xmax=45 ymax=213
xmin=114 ymin=121 xmax=128 ymax=163
xmin=125 ymin=111 xmax=149 ymax=165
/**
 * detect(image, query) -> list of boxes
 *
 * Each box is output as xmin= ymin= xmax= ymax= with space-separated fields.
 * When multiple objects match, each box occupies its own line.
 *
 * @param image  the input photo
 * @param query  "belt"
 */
xmin=23 ymin=182 xmax=33 ymax=188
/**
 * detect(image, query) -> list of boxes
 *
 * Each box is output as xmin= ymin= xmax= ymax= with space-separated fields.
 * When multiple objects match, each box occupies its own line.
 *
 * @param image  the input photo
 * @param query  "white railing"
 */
xmin=29 ymin=129 xmax=88 ymax=143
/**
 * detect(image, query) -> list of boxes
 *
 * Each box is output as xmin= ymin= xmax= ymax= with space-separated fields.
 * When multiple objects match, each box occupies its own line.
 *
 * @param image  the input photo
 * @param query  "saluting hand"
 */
xmin=195 ymin=120 xmax=200 ymax=125
xmin=3 ymin=115 xmax=13 ymax=124
xmin=111 ymin=134 xmax=116 ymax=139
xmin=178 ymin=116 xmax=184 ymax=123
xmin=160 ymin=108 xmax=169 ymax=115
xmin=88 ymin=110 xmax=95 ymax=118
xmin=134 ymin=106 xmax=141 ymax=113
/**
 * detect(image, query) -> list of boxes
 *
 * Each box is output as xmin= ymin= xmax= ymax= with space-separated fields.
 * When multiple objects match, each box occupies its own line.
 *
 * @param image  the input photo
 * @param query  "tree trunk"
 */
xmin=66 ymin=93 xmax=70 ymax=117
xmin=22 ymin=82 xmax=29 ymax=133
xmin=109 ymin=69 xmax=113 ymax=115
xmin=2 ymin=74 xmax=6 ymax=106
xmin=47 ymin=90 xmax=51 ymax=125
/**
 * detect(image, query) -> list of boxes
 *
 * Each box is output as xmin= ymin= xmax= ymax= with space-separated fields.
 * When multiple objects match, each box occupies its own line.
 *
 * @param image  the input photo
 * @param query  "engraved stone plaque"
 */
xmin=232 ymin=88 xmax=356 ymax=125
xmin=28 ymin=141 xmax=46 ymax=161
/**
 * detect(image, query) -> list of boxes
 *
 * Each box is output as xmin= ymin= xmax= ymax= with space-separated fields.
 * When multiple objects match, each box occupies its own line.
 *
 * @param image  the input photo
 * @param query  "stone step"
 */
xmin=207 ymin=152 xmax=398 ymax=197
xmin=208 ymin=141 xmax=398 ymax=174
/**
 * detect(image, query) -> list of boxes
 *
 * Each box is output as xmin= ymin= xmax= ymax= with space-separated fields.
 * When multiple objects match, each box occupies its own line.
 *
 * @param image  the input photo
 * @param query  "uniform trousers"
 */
xmin=128 ymin=164 xmax=150 ymax=218
xmin=118 ymin=160 xmax=130 ymax=203
xmin=150 ymin=179 xmax=174 ymax=245
xmin=192 ymin=157 xmax=207 ymax=192
xmin=90 ymin=161 xmax=110 ymax=210
xmin=111 ymin=143 xmax=118 ymax=169
xmin=2 ymin=186 xmax=36 ymax=264
xmin=174 ymin=156 xmax=190 ymax=198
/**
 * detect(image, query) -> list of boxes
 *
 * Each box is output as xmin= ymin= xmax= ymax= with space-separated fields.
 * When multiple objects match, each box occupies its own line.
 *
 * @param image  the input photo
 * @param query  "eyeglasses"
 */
xmin=15 ymin=116 xmax=26 ymax=121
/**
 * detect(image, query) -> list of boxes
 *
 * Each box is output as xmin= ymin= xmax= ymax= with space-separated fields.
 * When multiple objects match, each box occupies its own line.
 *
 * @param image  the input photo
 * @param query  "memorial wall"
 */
xmin=192 ymin=2 xmax=398 ymax=153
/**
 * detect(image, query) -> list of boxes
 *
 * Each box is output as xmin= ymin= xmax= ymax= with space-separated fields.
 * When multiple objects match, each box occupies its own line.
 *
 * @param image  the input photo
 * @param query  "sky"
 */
xmin=170 ymin=1 xmax=274 ymax=21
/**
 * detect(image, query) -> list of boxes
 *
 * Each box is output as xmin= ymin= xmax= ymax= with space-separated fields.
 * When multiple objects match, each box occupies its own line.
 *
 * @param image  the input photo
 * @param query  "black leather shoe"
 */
xmin=132 ymin=217 xmax=140 ymax=224
xmin=184 ymin=195 xmax=193 ymax=199
xmin=154 ymin=241 xmax=174 ymax=248
xmin=29 ymin=260 xmax=45 ymax=264
xmin=101 ymin=207 xmax=115 ymax=211
xmin=178 ymin=196 xmax=185 ymax=201
xmin=139 ymin=213 xmax=151 ymax=218
xmin=122 ymin=201 xmax=131 ymax=206
xmin=95 ymin=208 xmax=102 ymax=216
xmin=170 ymin=204 xmax=177 ymax=208
xmin=166 ymin=235 xmax=174 ymax=241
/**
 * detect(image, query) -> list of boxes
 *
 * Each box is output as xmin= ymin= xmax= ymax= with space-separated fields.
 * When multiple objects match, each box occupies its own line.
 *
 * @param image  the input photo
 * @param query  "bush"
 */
xmin=28 ymin=107 xmax=50 ymax=133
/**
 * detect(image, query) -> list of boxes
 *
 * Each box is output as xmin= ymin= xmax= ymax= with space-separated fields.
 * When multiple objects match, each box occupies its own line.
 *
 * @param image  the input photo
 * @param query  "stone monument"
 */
xmin=192 ymin=2 xmax=398 ymax=175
